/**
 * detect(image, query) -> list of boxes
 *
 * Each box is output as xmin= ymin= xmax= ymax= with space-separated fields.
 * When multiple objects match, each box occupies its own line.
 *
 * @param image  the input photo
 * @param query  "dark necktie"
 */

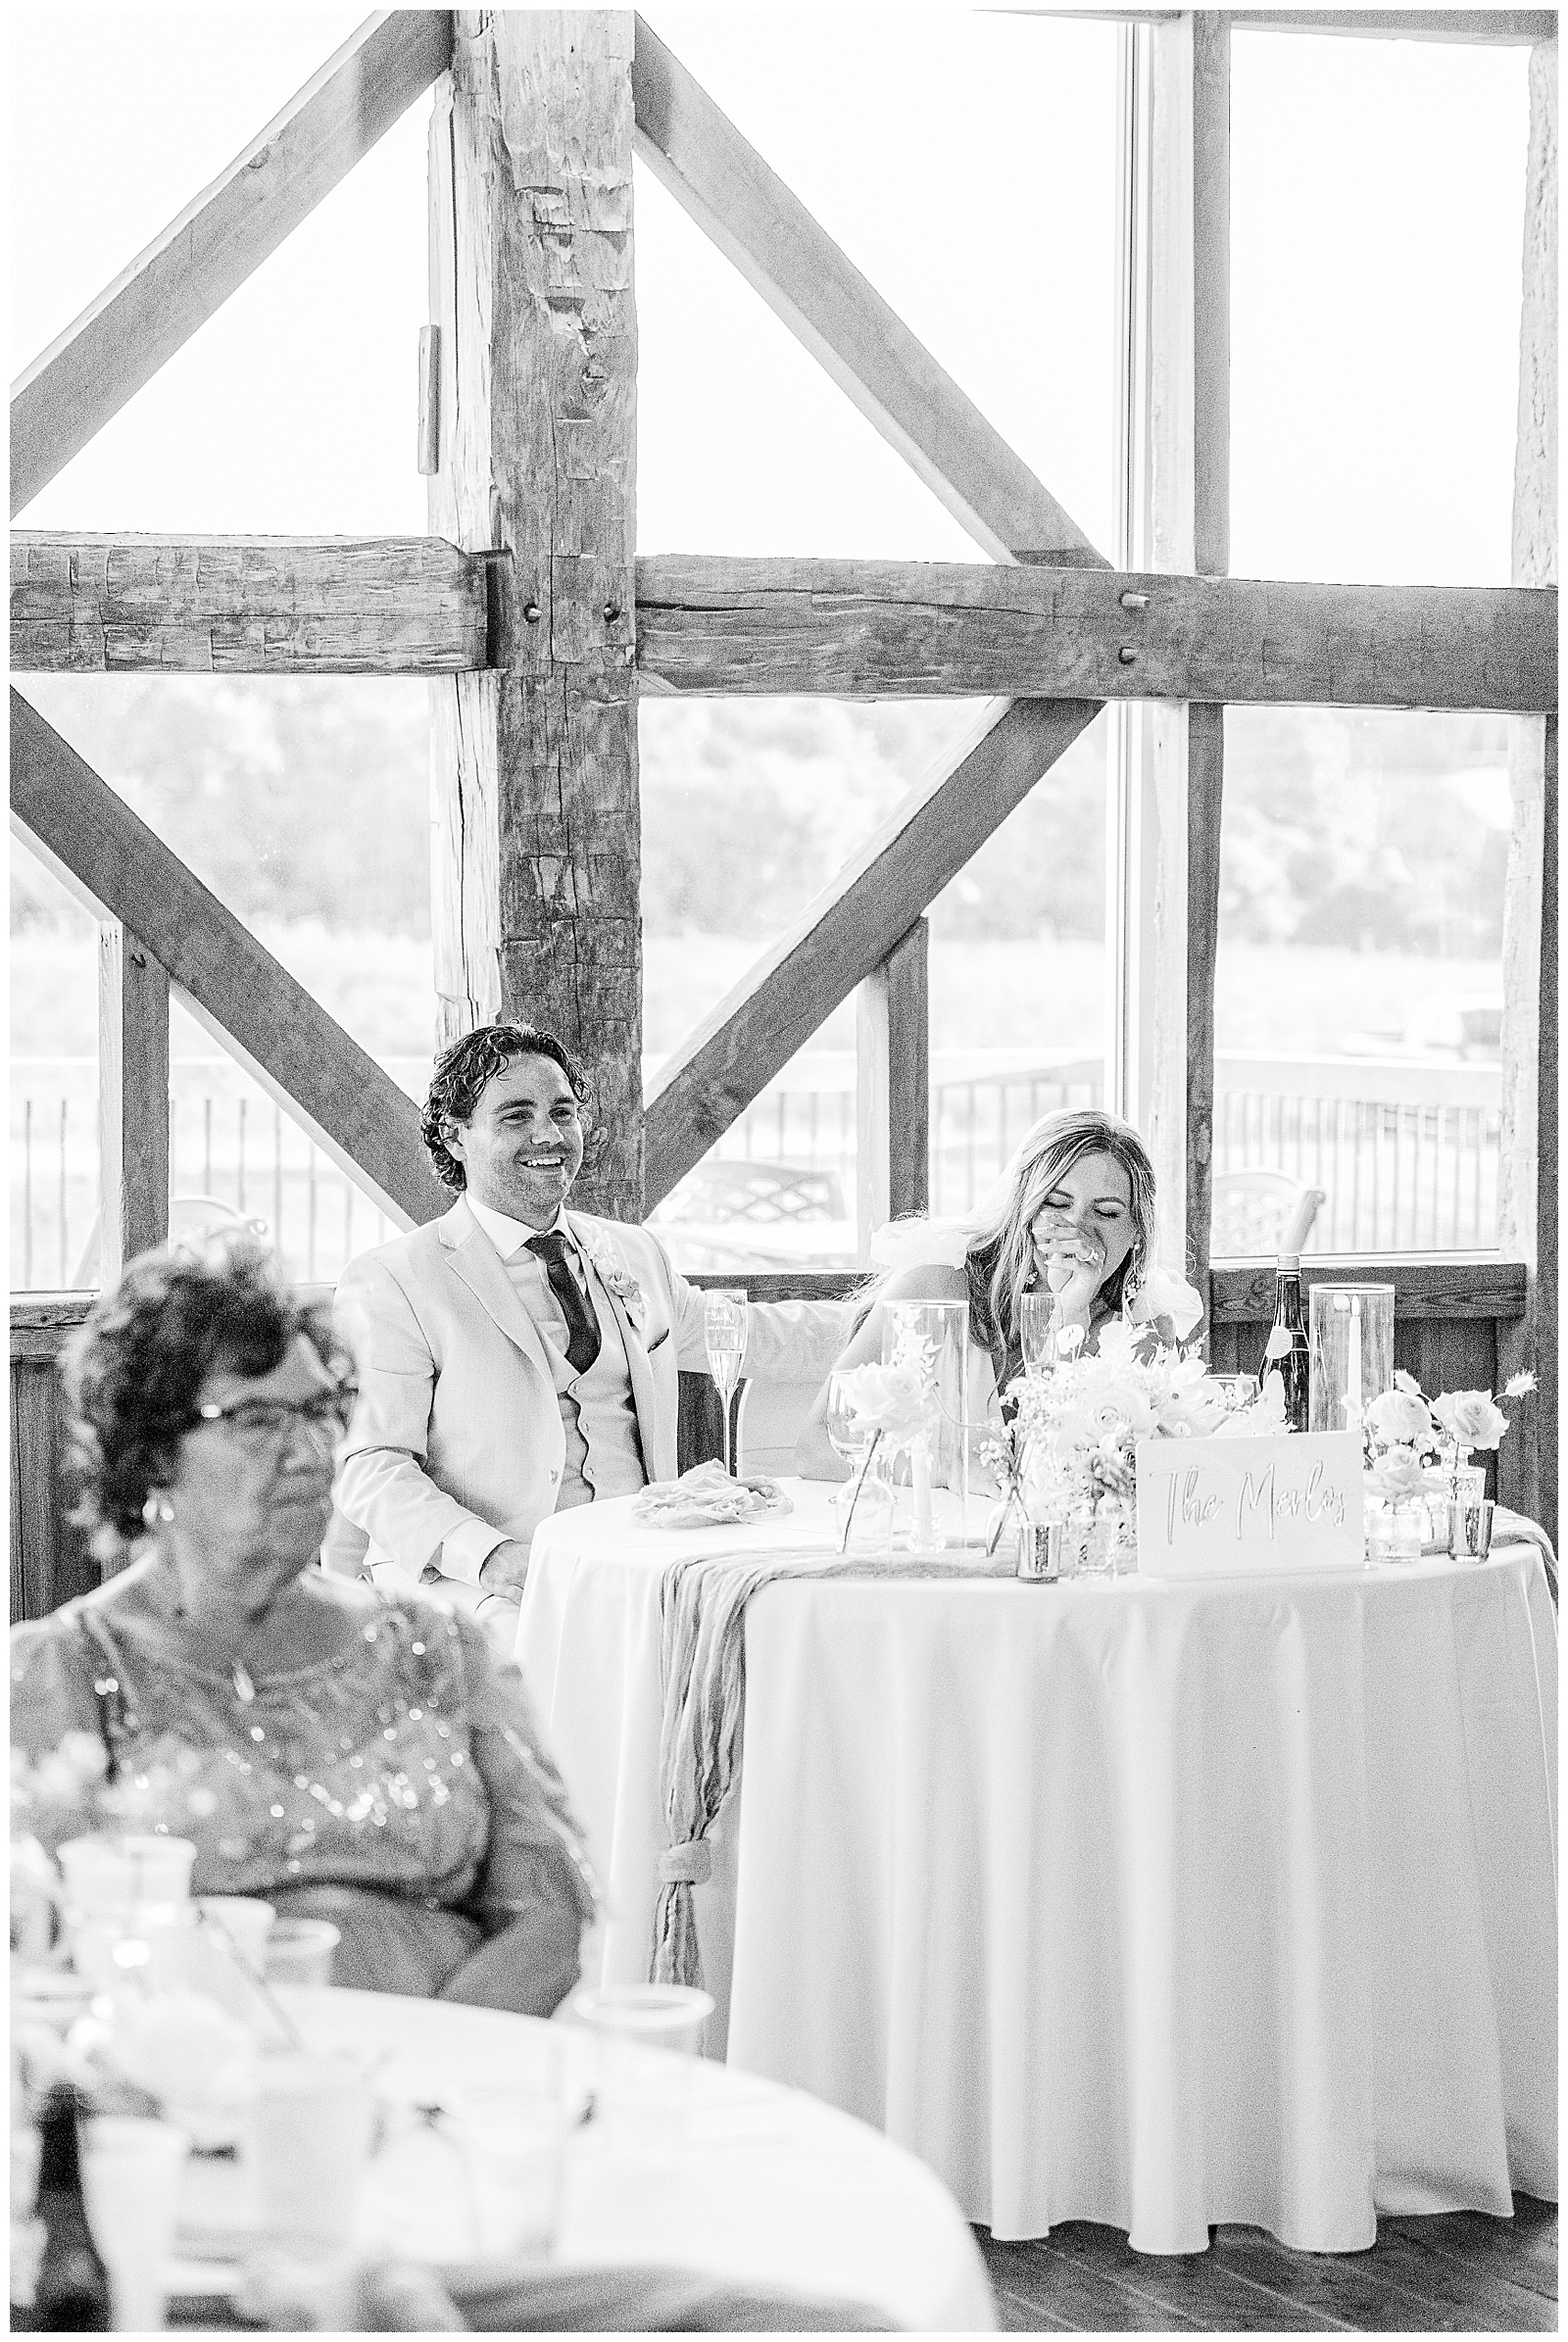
xmin=526 ymin=1231 xmax=602 ymax=1377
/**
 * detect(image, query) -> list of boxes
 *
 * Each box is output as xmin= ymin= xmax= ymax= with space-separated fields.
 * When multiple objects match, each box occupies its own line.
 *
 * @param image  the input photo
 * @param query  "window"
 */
xmin=1212 ymin=707 xmax=1509 ymax=1256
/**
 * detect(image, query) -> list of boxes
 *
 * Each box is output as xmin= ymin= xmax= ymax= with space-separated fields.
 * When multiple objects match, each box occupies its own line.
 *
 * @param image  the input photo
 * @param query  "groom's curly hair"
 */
xmin=421 ymin=1022 xmax=588 ymax=1192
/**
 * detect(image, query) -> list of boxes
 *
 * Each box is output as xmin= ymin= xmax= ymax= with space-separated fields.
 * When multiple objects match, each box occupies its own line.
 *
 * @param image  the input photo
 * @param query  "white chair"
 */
xmin=69 ymin=1195 xmax=270 ymax=1290
xmin=1209 ymin=1171 xmax=1326 ymax=1260
xmin=734 ymin=1377 xmax=822 ymax=1478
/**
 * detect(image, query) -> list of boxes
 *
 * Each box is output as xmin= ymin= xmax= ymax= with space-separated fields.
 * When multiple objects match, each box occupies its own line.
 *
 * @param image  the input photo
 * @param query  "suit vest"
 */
xmin=536 ymin=1263 xmax=648 ymax=1510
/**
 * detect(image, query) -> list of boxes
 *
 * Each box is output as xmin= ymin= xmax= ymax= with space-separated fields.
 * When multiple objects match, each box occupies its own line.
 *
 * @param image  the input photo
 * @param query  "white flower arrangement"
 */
xmin=828 ymin=1332 xmax=947 ymax=1550
xmin=979 ymin=1320 xmax=1280 ymax=1556
xmin=1359 ymin=1365 xmax=1535 ymax=1517
xmin=1349 ymin=1367 xmax=1537 ymax=1545
xmin=12 ymin=1730 xmax=220 ymax=1852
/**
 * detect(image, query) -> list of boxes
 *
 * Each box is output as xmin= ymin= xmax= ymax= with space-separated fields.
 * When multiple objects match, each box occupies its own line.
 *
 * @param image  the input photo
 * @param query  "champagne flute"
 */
xmin=1019 ymin=1290 xmax=1058 ymax=1382
xmin=703 ymin=1290 xmax=749 ymax=1477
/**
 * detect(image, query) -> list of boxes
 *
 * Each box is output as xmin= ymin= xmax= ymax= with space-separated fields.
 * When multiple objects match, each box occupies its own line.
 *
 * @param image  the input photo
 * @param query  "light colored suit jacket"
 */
xmin=331 ymin=1197 xmax=844 ymax=1613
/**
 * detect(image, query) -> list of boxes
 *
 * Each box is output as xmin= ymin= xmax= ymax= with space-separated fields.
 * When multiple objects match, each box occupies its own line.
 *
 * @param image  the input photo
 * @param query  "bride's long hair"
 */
xmin=965 ymin=1108 xmax=1159 ymax=1367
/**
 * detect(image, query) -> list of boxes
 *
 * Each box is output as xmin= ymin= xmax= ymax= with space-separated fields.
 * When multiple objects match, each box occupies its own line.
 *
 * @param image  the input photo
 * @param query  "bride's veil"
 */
xmin=867 ymin=1128 xmax=1038 ymax=1275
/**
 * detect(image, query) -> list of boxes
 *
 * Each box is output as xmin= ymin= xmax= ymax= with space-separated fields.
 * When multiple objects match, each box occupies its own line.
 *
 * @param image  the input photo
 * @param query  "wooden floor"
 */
xmin=976 ymin=2198 xmax=1558 ymax=2332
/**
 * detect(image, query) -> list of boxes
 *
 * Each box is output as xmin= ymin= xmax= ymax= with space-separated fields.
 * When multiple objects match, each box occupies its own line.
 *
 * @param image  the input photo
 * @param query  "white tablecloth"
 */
xmin=172 ymin=1987 xmax=993 ymax=2331
xmin=515 ymin=1483 xmax=1558 ymax=2254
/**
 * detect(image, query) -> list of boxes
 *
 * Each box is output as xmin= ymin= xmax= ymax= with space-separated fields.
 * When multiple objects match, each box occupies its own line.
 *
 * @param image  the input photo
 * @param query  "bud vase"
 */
xmin=1075 ymin=1497 xmax=1137 ymax=1579
xmin=1365 ymin=1495 xmax=1424 ymax=1565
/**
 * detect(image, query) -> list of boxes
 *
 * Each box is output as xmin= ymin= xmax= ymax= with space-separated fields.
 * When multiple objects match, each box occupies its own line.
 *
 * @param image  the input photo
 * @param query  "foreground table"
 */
xmin=516 ymin=1484 xmax=1557 ymax=2255
xmin=170 ymin=1986 xmax=993 ymax=2331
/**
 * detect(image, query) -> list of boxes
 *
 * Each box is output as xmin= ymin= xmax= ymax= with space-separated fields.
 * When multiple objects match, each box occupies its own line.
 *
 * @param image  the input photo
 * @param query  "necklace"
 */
xmin=150 ymin=1559 xmax=285 ymax=1705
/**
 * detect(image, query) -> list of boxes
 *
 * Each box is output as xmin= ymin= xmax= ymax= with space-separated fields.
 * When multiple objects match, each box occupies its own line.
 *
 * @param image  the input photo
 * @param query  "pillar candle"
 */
xmin=1346 ymin=1294 xmax=1363 ymax=1440
xmin=911 ymin=1436 xmax=934 ymax=1548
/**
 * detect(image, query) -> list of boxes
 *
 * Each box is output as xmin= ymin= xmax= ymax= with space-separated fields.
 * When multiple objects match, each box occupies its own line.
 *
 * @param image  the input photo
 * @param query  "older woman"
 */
xmin=798 ymin=1106 xmax=1199 ymax=1478
xmin=10 ymin=1242 xmax=596 ymax=2015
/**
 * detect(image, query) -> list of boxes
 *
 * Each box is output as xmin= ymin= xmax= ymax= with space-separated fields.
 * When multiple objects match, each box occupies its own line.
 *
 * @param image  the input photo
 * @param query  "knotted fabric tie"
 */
xmin=657 ymin=1841 xmax=712 ymax=1887
xmin=526 ymin=1231 xmax=601 ymax=1377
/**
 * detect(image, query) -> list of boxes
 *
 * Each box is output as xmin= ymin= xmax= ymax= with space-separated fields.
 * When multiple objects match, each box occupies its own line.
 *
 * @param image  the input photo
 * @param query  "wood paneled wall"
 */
xmin=11 ymin=1297 xmax=97 ymax=1625
xmin=1209 ymin=1258 xmax=1530 ymax=1509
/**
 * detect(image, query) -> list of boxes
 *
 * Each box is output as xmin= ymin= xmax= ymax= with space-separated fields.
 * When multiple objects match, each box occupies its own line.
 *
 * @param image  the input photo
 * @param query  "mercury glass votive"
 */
xmin=1308 ymin=1285 xmax=1395 ymax=1439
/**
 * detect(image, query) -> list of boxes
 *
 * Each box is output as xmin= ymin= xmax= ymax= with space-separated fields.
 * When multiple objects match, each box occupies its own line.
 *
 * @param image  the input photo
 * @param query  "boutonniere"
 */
xmin=582 ymin=1238 xmax=649 ymax=1334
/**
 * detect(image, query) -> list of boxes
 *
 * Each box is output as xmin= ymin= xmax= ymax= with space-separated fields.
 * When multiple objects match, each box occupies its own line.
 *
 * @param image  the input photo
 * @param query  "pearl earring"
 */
xmin=141 ymin=1494 xmax=174 ymax=1529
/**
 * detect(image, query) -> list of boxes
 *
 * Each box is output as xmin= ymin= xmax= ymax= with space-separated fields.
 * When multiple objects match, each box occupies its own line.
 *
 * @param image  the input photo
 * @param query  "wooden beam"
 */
xmin=12 ymin=536 xmax=1554 ymax=709
xmin=633 ymin=557 xmax=1556 ymax=713
xmin=430 ymin=13 xmax=643 ymax=1217
xmin=1182 ymin=13 xmax=1230 ymax=1312
xmin=630 ymin=16 xmax=1106 ymax=570
xmin=644 ymin=699 xmax=1101 ymax=1206
xmin=10 ymin=692 xmax=448 ymax=1230
xmin=1210 ymin=1255 xmax=1529 ymax=1322
xmin=1498 ymin=33 xmax=1557 ymax=1545
xmin=10 ymin=11 xmax=453 ymax=518
xmin=1538 ymin=713 xmax=1558 ymax=1547
xmin=1184 ymin=699 xmax=1224 ymax=1297
xmin=1070 ymin=9 xmax=1555 ymax=34
xmin=10 ymin=535 xmax=486 ymax=674
xmin=856 ymin=919 xmax=930 ymax=1259
xmin=1226 ymin=11 xmax=1557 ymax=41
xmin=97 ymin=923 xmax=171 ymax=1285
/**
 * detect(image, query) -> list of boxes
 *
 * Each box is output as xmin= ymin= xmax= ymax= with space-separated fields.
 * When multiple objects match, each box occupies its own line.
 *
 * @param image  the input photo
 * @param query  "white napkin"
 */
xmin=633 ymin=1463 xmax=794 ymax=1533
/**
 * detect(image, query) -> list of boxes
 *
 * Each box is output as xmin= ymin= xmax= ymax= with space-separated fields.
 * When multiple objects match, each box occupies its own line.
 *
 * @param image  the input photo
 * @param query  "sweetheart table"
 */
xmin=514 ymin=1480 xmax=1557 ymax=2255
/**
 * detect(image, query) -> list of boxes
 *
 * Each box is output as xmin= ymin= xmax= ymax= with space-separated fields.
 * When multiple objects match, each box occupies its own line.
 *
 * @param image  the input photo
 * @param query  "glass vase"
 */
xmin=833 ymin=1442 xmax=895 ymax=1554
xmin=1365 ymin=1495 xmax=1425 ymax=1565
xmin=881 ymin=1299 xmax=970 ymax=1550
xmin=1308 ymin=1285 xmax=1395 ymax=1438
xmin=1095 ymin=1497 xmax=1138 ymax=1578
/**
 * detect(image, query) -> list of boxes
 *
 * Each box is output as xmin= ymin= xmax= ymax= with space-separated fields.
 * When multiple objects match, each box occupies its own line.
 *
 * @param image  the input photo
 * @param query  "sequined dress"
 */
xmin=10 ymin=1566 xmax=597 ymax=2010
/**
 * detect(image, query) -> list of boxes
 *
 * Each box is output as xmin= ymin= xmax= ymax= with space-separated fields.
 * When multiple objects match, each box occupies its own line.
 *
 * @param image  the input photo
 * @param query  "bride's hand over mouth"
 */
xmin=1041 ymin=1238 xmax=1105 ymax=1322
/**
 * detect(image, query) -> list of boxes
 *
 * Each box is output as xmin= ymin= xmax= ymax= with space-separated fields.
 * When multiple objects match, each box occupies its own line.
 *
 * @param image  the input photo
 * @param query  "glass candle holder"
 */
xmin=1308 ymin=1285 xmax=1395 ymax=1439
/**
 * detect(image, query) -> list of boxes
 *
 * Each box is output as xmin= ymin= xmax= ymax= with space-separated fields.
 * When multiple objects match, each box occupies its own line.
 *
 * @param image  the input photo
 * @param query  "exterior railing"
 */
xmin=10 ymin=1049 xmax=1503 ymax=1291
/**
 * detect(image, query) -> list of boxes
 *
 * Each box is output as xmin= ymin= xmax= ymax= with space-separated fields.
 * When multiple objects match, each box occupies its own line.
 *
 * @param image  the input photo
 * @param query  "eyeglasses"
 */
xmin=190 ymin=1387 xmax=359 ymax=1441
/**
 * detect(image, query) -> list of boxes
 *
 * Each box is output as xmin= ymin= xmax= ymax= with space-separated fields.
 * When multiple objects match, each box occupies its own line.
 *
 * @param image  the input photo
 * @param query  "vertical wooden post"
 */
xmin=98 ymin=922 xmax=170 ymax=1284
xmin=1114 ymin=14 xmax=1229 ymax=1313
xmin=428 ymin=10 xmax=642 ymax=1217
xmin=1498 ymin=33 xmax=1556 ymax=1541
xmin=1183 ymin=18 xmax=1230 ymax=1310
xmin=1536 ymin=713 xmax=1557 ymax=1547
xmin=856 ymin=918 xmax=929 ymax=1262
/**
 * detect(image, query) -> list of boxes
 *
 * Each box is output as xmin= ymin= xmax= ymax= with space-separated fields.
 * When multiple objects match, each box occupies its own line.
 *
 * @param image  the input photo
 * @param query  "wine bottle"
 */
xmin=1258 ymin=1252 xmax=1310 ymax=1435
xmin=24 ymin=2087 xmax=112 ymax=2332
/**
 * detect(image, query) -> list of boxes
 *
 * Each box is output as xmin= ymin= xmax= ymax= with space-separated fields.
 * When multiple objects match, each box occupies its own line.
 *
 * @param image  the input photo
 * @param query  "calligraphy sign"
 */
xmin=1134 ymin=1432 xmax=1364 ymax=1578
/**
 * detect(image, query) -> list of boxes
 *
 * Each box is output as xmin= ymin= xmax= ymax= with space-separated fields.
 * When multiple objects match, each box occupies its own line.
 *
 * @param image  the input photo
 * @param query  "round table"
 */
xmin=170 ymin=1986 xmax=994 ymax=2330
xmin=515 ymin=1480 xmax=1558 ymax=2255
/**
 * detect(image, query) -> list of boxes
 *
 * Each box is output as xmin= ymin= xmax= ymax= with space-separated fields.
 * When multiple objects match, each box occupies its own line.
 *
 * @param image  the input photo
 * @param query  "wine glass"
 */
xmin=1019 ymin=1290 xmax=1058 ymax=1382
xmin=825 ymin=1370 xmax=869 ymax=1547
xmin=824 ymin=1371 xmax=867 ymax=1479
xmin=824 ymin=1371 xmax=890 ymax=1553
xmin=703 ymin=1290 xmax=749 ymax=1477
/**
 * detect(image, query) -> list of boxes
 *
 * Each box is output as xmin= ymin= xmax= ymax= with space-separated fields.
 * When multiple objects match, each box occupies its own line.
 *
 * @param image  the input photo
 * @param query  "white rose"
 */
xmin=1127 ymin=1266 xmax=1204 ymax=1340
xmin=1366 ymin=1445 xmax=1426 ymax=1502
xmin=1366 ymin=1389 xmax=1434 ymax=1447
xmin=1433 ymin=1390 xmax=1509 ymax=1449
xmin=835 ymin=1360 xmax=930 ymax=1442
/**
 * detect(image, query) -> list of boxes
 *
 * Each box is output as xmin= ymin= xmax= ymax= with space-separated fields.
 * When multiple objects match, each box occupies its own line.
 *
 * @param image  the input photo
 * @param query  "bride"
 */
xmin=797 ymin=1106 xmax=1201 ymax=1480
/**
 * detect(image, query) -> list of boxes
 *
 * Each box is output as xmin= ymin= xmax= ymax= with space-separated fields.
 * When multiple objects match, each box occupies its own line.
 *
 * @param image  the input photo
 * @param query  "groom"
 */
xmin=332 ymin=1022 xmax=843 ymax=1631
